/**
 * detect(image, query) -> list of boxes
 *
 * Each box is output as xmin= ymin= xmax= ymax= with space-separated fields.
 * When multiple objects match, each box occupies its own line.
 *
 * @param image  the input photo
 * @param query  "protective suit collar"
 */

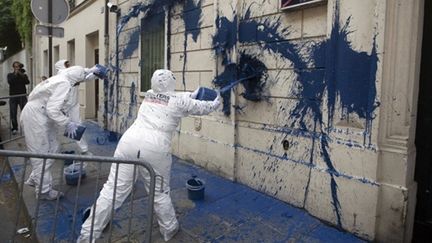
xmin=151 ymin=69 xmax=176 ymax=93
xmin=55 ymin=59 xmax=68 ymax=73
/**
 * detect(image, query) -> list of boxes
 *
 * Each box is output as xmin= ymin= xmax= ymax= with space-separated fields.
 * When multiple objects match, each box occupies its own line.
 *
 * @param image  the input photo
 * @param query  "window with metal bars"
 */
xmin=140 ymin=12 xmax=166 ymax=93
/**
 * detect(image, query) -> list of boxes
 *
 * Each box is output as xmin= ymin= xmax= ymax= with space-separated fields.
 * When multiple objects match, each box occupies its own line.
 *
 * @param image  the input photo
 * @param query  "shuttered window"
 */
xmin=140 ymin=12 xmax=166 ymax=93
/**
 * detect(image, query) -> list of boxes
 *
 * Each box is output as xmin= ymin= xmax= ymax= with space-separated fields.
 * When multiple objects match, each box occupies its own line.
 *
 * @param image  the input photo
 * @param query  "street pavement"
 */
xmin=1 ymin=121 xmax=367 ymax=242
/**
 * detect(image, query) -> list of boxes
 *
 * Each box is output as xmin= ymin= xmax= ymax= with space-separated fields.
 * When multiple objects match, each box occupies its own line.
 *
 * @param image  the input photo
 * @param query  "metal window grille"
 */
xmin=140 ymin=12 xmax=166 ymax=93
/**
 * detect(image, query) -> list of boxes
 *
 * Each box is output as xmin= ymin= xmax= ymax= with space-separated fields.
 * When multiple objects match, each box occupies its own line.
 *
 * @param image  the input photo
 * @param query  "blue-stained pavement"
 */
xmin=2 ymin=121 xmax=366 ymax=242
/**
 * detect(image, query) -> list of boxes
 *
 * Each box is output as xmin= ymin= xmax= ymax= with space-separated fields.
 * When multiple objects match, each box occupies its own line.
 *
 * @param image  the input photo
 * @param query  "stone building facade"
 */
xmin=32 ymin=0 xmax=428 ymax=242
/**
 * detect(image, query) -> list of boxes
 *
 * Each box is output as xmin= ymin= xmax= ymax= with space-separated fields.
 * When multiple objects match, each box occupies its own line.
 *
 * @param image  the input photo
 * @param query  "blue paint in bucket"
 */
xmin=196 ymin=87 xmax=217 ymax=101
xmin=186 ymin=176 xmax=205 ymax=200
xmin=64 ymin=164 xmax=86 ymax=186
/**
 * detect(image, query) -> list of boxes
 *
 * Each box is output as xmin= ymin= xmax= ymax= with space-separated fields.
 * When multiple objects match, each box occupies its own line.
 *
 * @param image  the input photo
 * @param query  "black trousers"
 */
xmin=9 ymin=96 xmax=27 ymax=131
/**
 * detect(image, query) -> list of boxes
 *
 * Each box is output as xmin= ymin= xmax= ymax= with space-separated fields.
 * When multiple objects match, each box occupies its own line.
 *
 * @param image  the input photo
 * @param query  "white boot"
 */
xmin=161 ymin=221 xmax=179 ymax=241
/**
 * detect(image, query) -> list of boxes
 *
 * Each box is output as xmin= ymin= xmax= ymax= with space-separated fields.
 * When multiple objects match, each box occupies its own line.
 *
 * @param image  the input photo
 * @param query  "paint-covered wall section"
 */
xmin=109 ymin=0 xmax=409 ymax=241
xmin=230 ymin=0 xmax=383 ymax=239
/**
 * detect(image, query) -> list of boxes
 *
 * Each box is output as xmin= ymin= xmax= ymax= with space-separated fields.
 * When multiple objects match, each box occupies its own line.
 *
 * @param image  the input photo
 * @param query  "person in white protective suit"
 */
xmin=20 ymin=66 xmax=94 ymax=200
xmin=78 ymin=69 xmax=220 ymax=242
xmin=54 ymin=59 xmax=98 ymax=155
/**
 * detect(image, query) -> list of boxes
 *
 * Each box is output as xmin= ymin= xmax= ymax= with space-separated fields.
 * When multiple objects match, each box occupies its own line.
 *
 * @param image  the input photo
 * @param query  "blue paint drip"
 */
xmin=330 ymin=176 xmax=342 ymax=227
xmin=182 ymin=0 xmax=203 ymax=87
xmin=128 ymin=82 xmax=137 ymax=118
xmin=320 ymin=134 xmax=342 ymax=226
xmin=183 ymin=0 xmax=202 ymax=42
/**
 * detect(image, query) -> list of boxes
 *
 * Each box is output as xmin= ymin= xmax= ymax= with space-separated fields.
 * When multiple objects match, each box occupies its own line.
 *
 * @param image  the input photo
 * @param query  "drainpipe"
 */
xmin=104 ymin=0 xmax=109 ymax=129
xmin=233 ymin=0 xmax=240 ymax=182
xmin=115 ymin=10 xmax=120 ymax=133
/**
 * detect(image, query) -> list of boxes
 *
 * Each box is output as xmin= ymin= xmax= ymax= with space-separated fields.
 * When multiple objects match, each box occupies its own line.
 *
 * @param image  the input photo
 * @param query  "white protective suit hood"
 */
xmin=151 ymin=69 xmax=176 ymax=93
xmin=63 ymin=66 xmax=86 ymax=86
xmin=55 ymin=59 xmax=68 ymax=74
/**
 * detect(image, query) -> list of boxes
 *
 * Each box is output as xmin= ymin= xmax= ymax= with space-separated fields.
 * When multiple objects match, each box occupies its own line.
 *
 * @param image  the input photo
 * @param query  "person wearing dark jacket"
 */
xmin=7 ymin=61 xmax=30 ymax=134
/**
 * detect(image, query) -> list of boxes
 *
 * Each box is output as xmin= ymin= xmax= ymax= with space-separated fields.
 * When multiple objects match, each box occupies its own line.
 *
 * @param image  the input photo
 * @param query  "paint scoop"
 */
xmin=93 ymin=64 xmax=109 ymax=79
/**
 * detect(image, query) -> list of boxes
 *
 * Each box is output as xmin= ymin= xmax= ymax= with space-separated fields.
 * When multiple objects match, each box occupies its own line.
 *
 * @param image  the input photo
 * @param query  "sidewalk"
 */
xmin=2 ymin=121 xmax=366 ymax=242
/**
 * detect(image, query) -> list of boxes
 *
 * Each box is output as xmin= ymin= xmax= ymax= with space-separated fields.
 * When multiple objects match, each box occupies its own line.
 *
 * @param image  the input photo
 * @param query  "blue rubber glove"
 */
xmin=190 ymin=87 xmax=200 ymax=99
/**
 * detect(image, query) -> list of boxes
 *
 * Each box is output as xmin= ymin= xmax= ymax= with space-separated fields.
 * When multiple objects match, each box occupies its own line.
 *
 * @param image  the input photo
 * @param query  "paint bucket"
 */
xmin=94 ymin=64 xmax=109 ymax=79
xmin=64 ymin=163 xmax=86 ymax=186
xmin=186 ymin=175 xmax=205 ymax=200
xmin=196 ymin=87 xmax=218 ymax=101
xmin=96 ymin=135 xmax=107 ymax=145
xmin=108 ymin=131 xmax=118 ymax=142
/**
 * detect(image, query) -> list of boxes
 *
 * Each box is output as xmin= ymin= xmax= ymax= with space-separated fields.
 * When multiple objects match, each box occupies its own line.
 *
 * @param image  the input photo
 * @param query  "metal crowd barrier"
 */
xmin=0 ymin=150 xmax=157 ymax=243
xmin=0 ymin=94 xmax=28 ymax=146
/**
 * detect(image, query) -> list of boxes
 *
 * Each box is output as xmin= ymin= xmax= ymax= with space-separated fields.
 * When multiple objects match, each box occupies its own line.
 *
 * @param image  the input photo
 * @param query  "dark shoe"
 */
xmin=38 ymin=190 xmax=64 ymax=200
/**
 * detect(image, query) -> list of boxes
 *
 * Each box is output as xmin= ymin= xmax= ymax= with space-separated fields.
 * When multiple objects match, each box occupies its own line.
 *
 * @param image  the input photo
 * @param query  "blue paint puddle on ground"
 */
xmin=10 ymin=120 xmax=366 ymax=242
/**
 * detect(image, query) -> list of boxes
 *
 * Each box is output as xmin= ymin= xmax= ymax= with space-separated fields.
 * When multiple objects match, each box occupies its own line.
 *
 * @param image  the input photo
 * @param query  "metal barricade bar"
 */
xmin=0 ymin=149 xmax=156 ymax=243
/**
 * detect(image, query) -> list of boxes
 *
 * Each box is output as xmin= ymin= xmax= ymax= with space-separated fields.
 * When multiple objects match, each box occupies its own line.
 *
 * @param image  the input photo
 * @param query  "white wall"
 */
xmin=33 ymin=0 xmax=106 ymax=120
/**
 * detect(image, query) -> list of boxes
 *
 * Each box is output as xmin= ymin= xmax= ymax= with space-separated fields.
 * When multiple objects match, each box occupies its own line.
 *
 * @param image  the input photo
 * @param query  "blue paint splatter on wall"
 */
xmin=182 ymin=0 xmax=203 ymax=87
xmin=117 ymin=0 xmax=183 ymax=34
xmin=325 ymin=16 xmax=379 ymax=146
xmin=213 ymin=14 xmax=238 ymax=65
xmin=121 ymin=28 xmax=140 ymax=59
xmin=211 ymin=0 xmax=379 ymax=228
xmin=213 ymin=53 xmax=268 ymax=115
xmin=212 ymin=7 xmax=270 ymax=115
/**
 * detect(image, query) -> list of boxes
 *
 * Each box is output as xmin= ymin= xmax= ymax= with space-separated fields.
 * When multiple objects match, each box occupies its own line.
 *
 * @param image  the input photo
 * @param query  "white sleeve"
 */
xmin=46 ymin=82 xmax=71 ymax=126
xmin=69 ymin=104 xmax=81 ymax=122
xmin=84 ymin=72 xmax=96 ymax=81
xmin=175 ymin=96 xmax=216 ymax=116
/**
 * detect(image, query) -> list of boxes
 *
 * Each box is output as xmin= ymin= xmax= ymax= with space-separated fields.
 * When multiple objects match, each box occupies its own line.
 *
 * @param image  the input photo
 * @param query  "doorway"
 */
xmin=413 ymin=0 xmax=432 ymax=242
xmin=94 ymin=49 xmax=99 ymax=118
xmin=85 ymin=31 xmax=99 ymax=120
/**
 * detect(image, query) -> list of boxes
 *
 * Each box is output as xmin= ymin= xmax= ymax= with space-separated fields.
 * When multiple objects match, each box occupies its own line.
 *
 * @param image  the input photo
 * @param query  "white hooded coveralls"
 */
xmin=79 ymin=70 xmax=220 ymax=242
xmin=21 ymin=66 xmax=86 ymax=194
xmin=55 ymin=60 xmax=96 ymax=153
